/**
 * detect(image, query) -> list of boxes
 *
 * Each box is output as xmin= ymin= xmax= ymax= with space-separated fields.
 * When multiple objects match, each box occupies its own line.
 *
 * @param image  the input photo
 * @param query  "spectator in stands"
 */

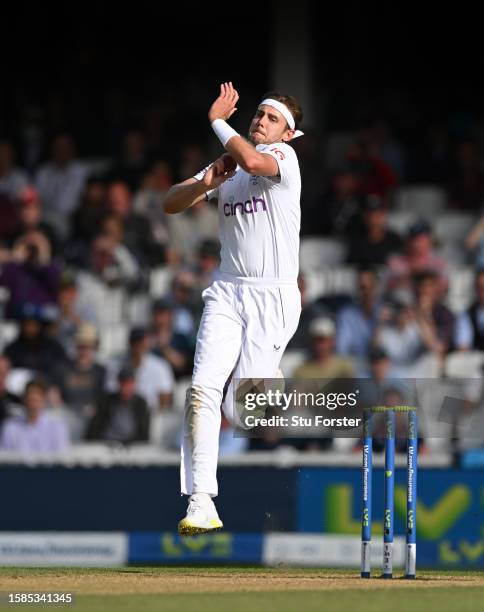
xmin=53 ymin=270 xmax=97 ymax=358
xmin=287 ymin=273 xmax=331 ymax=350
xmin=133 ymin=161 xmax=172 ymax=246
xmin=374 ymin=300 xmax=427 ymax=374
xmin=318 ymin=163 xmax=361 ymax=236
xmin=105 ymin=180 xmax=164 ymax=268
xmin=4 ymin=311 xmax=68 ymax=379
xmin=368 ymin=120 xmax=406 ymax=180
xmin=412 ymin=271 xmax=455 ymax=357
xmin=294 ymin=317 xmax=354 ymax=379
xmin=86 ymin=365 xmax=150 ymax=444
xmin=68 ymin=176 xmax=107 ymax=258
xmin=347 ymin=194 xmax=402 ymax=266
xmin=167 ymin=270 xmax=198 ymax=336
xmin=455 ymin=269 xmax=484 ymax=350
xmin=0 ymin=140 xmax=29 ymax=200
xmin=386 ymin=220 xmax=448 ymax=298
xmin=0 ymin=379 xmax=69 ymax=454
xmin=8 ymin=187 xmax=59 ymax=255
xmin=149 ymin=299 xmax=194 ymax=379
xmin=106 ymin=327 xmax=174 ymax=412
xmin=35 ymin=134 xmax=88 ymax=230
xmin=0 ymin=230 xmax=61 ymax=320
xmin=108 ymin=130 xmax=149 ymax=192
xmin=336 ymin=268 xmax=382 ymax=358
xmin=0 ymin=356 xmax=19 ymax=428
xmin=51 ymin=324 xmax=105 ymax=440
xmin=346 ymin=134 xmax=398 ymax=197
xmin=179 ymin=143 xmax=207 ymax=179
xmin=79 ymin=233 xmax=140 ymax=291
xmin=192 ymin=239 xmax=221 ymax=293
xmin=465 ymin=215 xmax=484 ymax=268
xmin=100 ymin=214 xmax=143 ymax=286
xmin=166 ymin=198 xmax=218 ymax=265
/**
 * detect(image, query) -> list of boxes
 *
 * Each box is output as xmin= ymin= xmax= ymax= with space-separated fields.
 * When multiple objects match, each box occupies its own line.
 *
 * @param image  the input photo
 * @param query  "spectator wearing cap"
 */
xmin=106 ymin=327 xmax=174 ymax=412
xmin=293 ymin=317 xmax=355 ymax=379
xmin=35 ymin=134 xmax=88 ymax=235
xmin=3 ymin=312 xmax=68 ymax=379
xmin=347 ymin=194 xmax=402 ymax=266
xmin=149 ymin=299 xmax=194 ymax=379
xmin=0 ymin=140 xmax=29 ymax=201
xmin=0 ymin=379 xmax=69 ymax=455
xmin=8 ymin=187 xmax=59 ymax=255
xmin=336 ymin=268 xmax=382 ymax=358
xmin=455 ymin=269 xmax=484 ymax=351
xmin=54 ymin=270 xmax=98 ymax=358
xmin=51 ymin=323 xmax=106 ymax=441
xmin=386 ymin=219 xmax=448 ymax=297
xmin=86 ymin=365 xmax=150 ymax=444
xmin=0 ymin=229 xmax=61 ymax=320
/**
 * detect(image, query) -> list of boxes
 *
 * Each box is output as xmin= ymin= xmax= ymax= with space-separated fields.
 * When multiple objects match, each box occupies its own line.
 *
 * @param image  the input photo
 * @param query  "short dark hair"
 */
xmin=261 ymin=91 xmax=303 ymax=129
xmin=25 ymin=379 xmax=48 ymax=395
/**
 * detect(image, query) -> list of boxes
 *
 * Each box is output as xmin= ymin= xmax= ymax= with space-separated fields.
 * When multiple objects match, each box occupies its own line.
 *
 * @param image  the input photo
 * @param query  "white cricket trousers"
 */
xmin=181 ymin=273 xmax=301 ymax=497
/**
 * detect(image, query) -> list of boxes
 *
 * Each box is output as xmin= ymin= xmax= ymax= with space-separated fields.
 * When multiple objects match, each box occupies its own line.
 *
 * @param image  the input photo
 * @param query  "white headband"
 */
xmin=259 ymin=98 xmax=304 ymax=139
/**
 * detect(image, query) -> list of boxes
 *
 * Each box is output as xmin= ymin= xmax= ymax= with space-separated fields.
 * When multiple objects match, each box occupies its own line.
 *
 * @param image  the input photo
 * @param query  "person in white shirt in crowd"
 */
xmin=35 ymin=133 xmax=88 ymax=235
xmin=0 ymin=379 xmax=69 ymax=455
xmin=455 ymin=268 xmax=484 ymax=351
xmin=106 ymin=327 xmax=174 ymax=413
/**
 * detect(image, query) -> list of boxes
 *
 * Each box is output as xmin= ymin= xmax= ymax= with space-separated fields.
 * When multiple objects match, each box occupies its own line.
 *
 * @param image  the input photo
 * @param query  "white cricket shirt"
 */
xmin=195 ymin=142 xmax=301 ymax=280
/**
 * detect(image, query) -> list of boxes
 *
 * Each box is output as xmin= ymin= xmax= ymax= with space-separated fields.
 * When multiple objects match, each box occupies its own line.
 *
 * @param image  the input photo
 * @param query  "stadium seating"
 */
xmin=299 ymin=237 xmax=348 ymax=270
xmin=393 ymin=185 xmax=447 ymax=215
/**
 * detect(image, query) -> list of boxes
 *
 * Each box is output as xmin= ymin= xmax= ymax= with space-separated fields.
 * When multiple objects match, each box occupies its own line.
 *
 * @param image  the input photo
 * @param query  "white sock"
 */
xmin=190 ymin=493 xmax=211 ymax=504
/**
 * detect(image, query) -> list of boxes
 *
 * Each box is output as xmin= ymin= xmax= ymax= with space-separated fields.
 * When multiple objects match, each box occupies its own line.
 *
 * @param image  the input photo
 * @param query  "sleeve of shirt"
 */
xmin=260 ymin=143 xmax=298 ymax=187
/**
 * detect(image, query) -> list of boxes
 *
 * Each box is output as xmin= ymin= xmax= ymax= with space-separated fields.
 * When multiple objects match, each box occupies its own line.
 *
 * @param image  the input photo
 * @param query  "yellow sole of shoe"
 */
xmin=178 ymin=520 xmax=223 ymax=537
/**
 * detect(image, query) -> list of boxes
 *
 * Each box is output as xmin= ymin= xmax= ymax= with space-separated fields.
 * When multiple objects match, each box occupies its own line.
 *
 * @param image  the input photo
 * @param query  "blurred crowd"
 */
xmin=1 ymin=102 xmax=484 ymax=462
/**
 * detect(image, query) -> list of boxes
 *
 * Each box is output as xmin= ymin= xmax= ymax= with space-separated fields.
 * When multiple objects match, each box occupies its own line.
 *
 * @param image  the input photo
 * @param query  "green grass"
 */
xmin=78 ymin=589 xmax=484 ymax=612
xmin=1 ymin=567 xmax=482 ymax=612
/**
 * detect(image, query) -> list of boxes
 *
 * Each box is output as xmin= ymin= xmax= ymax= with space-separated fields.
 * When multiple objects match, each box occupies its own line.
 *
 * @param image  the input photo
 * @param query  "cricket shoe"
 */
xmin=178 ymin=493 xmax=223 ymax=536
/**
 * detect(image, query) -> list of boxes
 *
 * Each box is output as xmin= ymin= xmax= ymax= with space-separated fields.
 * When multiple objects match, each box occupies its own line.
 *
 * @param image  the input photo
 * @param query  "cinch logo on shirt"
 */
xmin=223 ymin=197 xmax=267 ymax=217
